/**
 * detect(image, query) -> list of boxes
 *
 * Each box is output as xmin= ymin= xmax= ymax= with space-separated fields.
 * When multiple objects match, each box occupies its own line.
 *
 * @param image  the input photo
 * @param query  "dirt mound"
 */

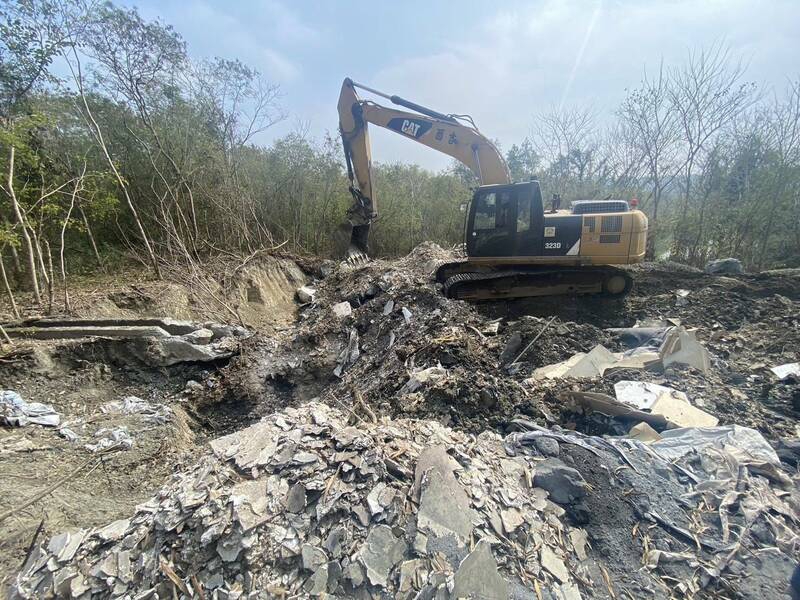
xmin=3 ymin=255 xmax=308 ymax=332
xmin=213 ymin=247 xmax=798 ymax=440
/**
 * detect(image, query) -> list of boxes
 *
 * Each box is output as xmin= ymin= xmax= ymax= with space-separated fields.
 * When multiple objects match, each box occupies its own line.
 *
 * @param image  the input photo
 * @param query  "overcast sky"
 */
xmin=127 ymin=0 xmax=800 ymax=170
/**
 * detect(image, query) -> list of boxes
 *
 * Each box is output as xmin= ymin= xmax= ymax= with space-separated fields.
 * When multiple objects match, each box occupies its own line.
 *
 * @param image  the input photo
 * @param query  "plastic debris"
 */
xmin=84 ymin=427 xmax=133 ymax=453
xmin=0 ymin=390 xmax=60 ymax=427
xmin=102 ymin=396 xmax=172 ymax=424
xmin=771 ymin=362 xmax=800 ymax=379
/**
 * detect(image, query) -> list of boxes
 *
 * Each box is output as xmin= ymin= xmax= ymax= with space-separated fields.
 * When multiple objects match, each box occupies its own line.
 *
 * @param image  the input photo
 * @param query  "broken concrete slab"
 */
xmin=181 ymin=328 xmax=213 ymax=345
xmin=141 ymin=336 xmax=236 ymax=367
xmin=452 ymin=539 xmax=509 ymax=600
xmin=3 ymin=325 xmax=172 ymax=340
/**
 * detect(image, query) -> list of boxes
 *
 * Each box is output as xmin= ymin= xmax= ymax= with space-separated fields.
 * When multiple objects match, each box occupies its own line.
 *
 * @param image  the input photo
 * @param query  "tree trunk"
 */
xmin=61 ymin=171 xmax=81 ymax=313
xmin=6 ymin=147 xmax=41 ymax=305
xmin=0 ymin=251 xmax=20 ymax=319
xmin=77 ymin=201 xmax=103 ymax=270
xmin=44 ymin=239 xmax=55 ymax=314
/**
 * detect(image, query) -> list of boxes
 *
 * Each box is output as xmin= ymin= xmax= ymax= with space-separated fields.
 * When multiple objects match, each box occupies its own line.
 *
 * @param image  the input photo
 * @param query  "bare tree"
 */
xmin=668 ymin=44 xmax=758 ymax=256
xmin=617 ymin=62 xmax=683 ymax=257
xmin=4 ymin=146 xmax=41 ymax=303
xmin=755 ymin=78 xmax=800 ymax=267
xmin=64 ymin=46 xmax=161 ymax=278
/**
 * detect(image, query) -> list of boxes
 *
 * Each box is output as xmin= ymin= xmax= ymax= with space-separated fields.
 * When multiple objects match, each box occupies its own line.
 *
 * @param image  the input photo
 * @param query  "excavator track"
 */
xmin=441 ymin=266 xmax=632 ymax=300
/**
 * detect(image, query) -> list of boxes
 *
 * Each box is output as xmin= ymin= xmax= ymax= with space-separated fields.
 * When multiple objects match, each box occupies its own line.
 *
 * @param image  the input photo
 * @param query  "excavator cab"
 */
xmin=467 ymin=181 xmax=544 ymax=258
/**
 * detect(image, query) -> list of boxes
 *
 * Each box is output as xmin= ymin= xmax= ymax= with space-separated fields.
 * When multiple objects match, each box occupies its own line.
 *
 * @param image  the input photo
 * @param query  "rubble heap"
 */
xmin=13 ymin=400 xmax=800 ymax=599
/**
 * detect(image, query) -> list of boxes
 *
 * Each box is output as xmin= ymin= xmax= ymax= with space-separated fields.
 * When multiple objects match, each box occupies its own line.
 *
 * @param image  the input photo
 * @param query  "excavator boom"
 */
xmin=337 ymin=78 xmax=509 ymax=256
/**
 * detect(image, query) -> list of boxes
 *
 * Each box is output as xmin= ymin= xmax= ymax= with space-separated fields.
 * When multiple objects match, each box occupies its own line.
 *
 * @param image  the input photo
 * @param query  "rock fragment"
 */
xmin=297 ymin=285 xmax=316 ymax=303
xmin=541 ymin=545 xmax=570 ymax=583
xmin=533 ymin=459 xmax=589 ymax=505
xmin=332 ymin=301 xmax=353 ymax=318
xmin=359 ymin=525 xmax=407 ymax=588
xmin=286 ymin=482 xmax=307 ymax=513
xmin=452 ymin=539 xmax=509 ymax=600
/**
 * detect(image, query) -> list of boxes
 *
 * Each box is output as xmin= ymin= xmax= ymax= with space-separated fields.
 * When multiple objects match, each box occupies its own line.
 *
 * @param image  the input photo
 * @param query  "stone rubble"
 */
xmin=12 ymin=402 xmax=614 ymax=599
xmin=9 ymin=243 xmax=800 ymax=599
xmin=13 ymin=397 xmax=800 ymax=599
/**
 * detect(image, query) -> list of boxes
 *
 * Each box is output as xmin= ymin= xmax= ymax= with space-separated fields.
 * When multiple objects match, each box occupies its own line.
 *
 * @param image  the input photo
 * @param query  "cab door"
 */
xmin=467 ymin=186 xmax=516 ymax=257
xmin=466 ymin=182 xmax=543 ymax=257
xmin=512 ymin=181 xmax=544 ymax=256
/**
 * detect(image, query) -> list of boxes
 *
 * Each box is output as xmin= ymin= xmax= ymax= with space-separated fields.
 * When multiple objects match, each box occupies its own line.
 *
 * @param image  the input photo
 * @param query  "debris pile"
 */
xmin=1 ymin=390 xmax=60 ymax=427
xmin=6 ymin=243 xmax=800 ymax=598
xmin=13 ymin=401 xmax=800 ymax=599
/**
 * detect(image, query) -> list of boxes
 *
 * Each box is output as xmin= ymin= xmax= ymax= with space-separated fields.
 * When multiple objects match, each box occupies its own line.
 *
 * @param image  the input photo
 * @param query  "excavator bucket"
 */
xmin=334 ymin=221 xmax=370 ymax=265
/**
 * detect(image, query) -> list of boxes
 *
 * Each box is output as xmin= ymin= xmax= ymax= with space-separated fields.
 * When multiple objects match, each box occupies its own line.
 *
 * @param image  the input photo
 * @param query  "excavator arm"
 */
xmin=338 ymin=78 xmax=510 ymax=256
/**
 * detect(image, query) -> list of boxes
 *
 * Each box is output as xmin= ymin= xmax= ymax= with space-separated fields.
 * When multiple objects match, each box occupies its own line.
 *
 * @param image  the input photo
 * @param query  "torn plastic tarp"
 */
xmin=650 ymin=425 xmax=780 ymax=465
xmin=0 ymin=390 xmax=60 ymax=427
xmin=606 ymin=326 xmax=672 ymax=350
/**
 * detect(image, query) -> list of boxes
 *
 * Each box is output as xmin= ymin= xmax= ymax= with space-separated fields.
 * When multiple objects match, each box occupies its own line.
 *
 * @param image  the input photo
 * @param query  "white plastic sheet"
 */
xmin=0 ymin=390 xmax=60 ymax=427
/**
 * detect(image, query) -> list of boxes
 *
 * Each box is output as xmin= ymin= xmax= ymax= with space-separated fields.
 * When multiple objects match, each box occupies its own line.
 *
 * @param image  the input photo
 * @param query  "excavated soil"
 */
xmin=0 ymin=255 xmax=310 ymax=590
xmin=211 ymin=244 xmax=800 ymax=441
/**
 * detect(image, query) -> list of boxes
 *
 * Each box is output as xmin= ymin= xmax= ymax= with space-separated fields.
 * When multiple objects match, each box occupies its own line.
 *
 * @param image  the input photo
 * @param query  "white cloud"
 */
xmin=364 ymin=0 xmax=800 ymax=169
xmin=133 ymin=0 xmax=313 ymax=82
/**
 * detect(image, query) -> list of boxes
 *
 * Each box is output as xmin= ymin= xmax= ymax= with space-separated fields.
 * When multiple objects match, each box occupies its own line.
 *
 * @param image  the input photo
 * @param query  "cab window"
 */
xmin=474 ymin=193 xmax=496 ymax=230
xmin=474 ymin=191 xmax=514 ymax=230
xmin=517 ymin=193 xmax=530 ymax=232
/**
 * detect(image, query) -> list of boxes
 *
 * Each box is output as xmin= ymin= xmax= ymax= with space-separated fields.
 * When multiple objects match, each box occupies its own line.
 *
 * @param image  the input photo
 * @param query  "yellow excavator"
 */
xmin=338 ymin=78 xmax=648 ymax=300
